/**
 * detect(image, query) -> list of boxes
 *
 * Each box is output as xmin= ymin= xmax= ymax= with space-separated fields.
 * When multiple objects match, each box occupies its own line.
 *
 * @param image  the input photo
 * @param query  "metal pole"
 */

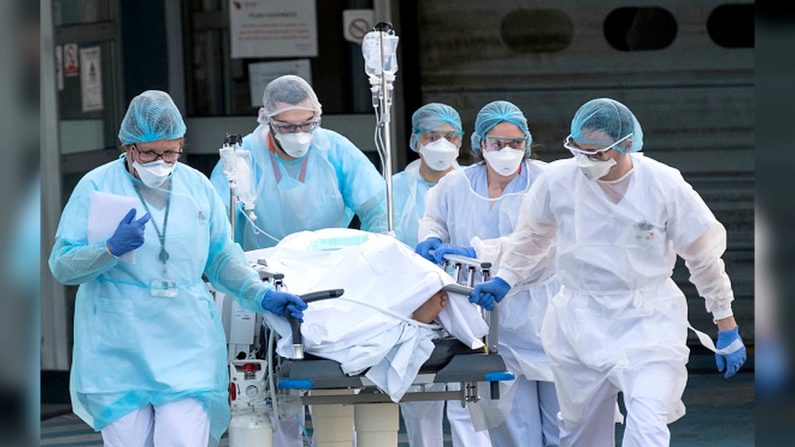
xmin=41 ymin=0 xmax=70 ymax=371
xmin=229 ymin=189 xmax=236 ymax=238
xmin=379 ymin=31 xmax=395 ymax=234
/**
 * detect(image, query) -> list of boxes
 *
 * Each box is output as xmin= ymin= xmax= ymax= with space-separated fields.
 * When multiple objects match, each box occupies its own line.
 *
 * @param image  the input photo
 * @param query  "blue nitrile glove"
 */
xmin=262 ymin=289 xmax=308 ymax=321
xmin=715 ymin=326 xmax=747 ymax=379
xmin=469 ymin=277 xmax=511 ymax=311
xmin=433 ymin=244 xmax=476 ymax=265
xmin=106 ymin=208 xmax=151 ymax=256
xmin=415 ymin=237 xmax=442 ymax=263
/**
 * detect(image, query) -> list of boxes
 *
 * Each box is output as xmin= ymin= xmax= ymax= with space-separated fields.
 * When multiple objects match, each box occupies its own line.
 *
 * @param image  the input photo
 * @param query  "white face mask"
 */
xmin=575 ymin=155 xmax=617 ymax=181
xmin=275 ymin=132 xmax=312 ymax=158
xmin=482 ymin=147 xmax=525 ymax=176
xmin=419 ymin=138 xmax=459 ymax=171
xmin=133 ymin=159 xmax=175 ymax=187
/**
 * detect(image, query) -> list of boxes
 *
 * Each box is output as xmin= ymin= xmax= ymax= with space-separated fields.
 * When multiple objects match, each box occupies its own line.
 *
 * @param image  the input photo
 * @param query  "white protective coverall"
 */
xmin=486 ymin=153 xmax=736 ymax=446
xmin=420 ymin=160 xmax=561 ymax=447
xmin=392 ymin=158 xmax=450 ymax=447
xmin=245 ymin=228 xmax=489 ymax=401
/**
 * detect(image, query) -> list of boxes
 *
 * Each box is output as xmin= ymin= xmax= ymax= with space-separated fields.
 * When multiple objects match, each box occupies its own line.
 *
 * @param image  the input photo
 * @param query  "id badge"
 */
xmin=150 ymin=279 xmax=178 ymax=298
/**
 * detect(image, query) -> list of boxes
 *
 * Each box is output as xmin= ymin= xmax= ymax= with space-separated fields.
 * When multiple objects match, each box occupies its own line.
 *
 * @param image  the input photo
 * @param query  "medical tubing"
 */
xmin=240 ymin=205 xmax=281 ymax=244
xmin=373 ymin=107 xmax=387 ymax=175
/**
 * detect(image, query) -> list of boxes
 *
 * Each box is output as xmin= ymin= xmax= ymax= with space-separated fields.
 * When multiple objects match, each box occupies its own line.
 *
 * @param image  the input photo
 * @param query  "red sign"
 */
xmin=64 ymin=43 xmax=79 ymax=77
xmin=348 ymin=18 xmax=370 ymax=41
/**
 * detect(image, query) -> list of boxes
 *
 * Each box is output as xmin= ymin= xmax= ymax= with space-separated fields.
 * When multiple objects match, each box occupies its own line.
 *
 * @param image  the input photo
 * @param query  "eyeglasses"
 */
xmin=269 ymin=119 xmax=320 ymax=134
xmin=483 ymin=136 xmax=527 ymax=151
xmin=563 ymin=133 xmax=632 ymax=160
xmin=133 ymin=144 xmax=183 ymax=162
xmin=419 ymin=129 xmax=462 ymax=143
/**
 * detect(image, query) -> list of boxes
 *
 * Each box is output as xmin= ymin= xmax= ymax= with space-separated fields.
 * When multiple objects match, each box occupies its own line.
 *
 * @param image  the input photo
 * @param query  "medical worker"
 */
xmin=393 ymin=103 xmax=462 ymax=248
xmin=48 ymin=90 xmax=307 ymax=447
xmin=416 ymin=100 xmax=561 ymax=447
xmin=392 ymin=103 xmax=463 ymax=447
xmin=469 ymin=98 xmax=747 ymax=446
xmin=210 ymin=75 xmax=386 ymax=249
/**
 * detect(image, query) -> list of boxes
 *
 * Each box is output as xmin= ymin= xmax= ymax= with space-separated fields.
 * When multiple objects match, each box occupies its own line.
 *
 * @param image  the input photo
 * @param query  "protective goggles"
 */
xmin=563 ymin=133 xmax=632 ymax=160
xmin=418 ymin=129 xmax=462 ymax=142
xmin=269 ymin=118 xmax=321 ymax=134
xmin=483 ymin=136 xmax=527 ymax=151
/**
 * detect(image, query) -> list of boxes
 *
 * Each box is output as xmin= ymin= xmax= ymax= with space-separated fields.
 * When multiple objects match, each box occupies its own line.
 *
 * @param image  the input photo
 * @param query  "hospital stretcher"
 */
xmin=251 ymin=253 xmax=514 ymax=446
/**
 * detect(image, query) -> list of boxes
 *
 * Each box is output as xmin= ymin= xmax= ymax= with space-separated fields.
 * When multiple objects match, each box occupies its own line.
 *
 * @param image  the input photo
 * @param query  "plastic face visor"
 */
xmin=564 ymin=133 xmax=632 ymax=160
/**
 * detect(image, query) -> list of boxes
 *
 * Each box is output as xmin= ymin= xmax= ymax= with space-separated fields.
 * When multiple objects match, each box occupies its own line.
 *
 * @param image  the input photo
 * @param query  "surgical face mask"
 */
xmin=482 ymin=147 xmax=525 ymax=176
xmin=575 ymin=155 xmax=617 ymax=181
xmin=275 ymin=131 xmax=312 ymax=158
xmin=419 ymin=138 xmax=459 ymax=171
xmin=133 ymin=159 xmax=175 ymax=188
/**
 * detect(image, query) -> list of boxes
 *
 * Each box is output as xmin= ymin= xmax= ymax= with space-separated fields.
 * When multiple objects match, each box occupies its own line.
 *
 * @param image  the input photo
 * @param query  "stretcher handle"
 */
xmin=442 ymin=283 xmax=472 ymax=296
xmin=440 ymin=253 xmax=492 ymax=270
xmin=287 ymin=289 xmax=345 ymax=359
xmin=299 ymin=289 xmax=345 ymax=303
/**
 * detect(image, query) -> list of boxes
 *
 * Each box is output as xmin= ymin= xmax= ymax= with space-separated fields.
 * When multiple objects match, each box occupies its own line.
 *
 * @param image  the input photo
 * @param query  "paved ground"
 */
xmin=41 ymin=371 xmax=753 ymax=446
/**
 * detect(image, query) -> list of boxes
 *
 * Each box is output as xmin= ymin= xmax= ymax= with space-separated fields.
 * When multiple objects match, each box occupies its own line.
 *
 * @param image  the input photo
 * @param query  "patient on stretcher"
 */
xmin=411 ymin=290 xmax=448 ymax=324
xmin=244 ymin=228 xmax=488 ymax=401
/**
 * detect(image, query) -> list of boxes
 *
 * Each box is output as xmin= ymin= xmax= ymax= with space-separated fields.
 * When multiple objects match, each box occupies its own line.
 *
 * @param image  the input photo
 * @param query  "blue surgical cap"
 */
xmin=570 ymin=98 xmax=644 ymax=153
xmin=118 ymin=90 xmax=186 ymax=145
xmin=470 ymin=100 xmax=532 ymax=156
xmin=409 ymin=103 xmax=464 ymax=151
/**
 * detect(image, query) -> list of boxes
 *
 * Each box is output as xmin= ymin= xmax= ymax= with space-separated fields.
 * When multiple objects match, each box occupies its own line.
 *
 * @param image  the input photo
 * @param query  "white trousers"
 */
xmin=446 ymin=391 xmax=492 ymax=447
xmin=399 ymin=383 xmax=445 ymax=447
xmin=555 ymin=361 xmax=685 ymax=447
xmin=400 ymin=382 xmax=491 ymax=447
xmin=101 ymin=398 xmax=210 ymax=447
xmin=273 ymin=411 xmax=303 ymax=447
xmin=487 ymin=378 xmax=560 ymax=447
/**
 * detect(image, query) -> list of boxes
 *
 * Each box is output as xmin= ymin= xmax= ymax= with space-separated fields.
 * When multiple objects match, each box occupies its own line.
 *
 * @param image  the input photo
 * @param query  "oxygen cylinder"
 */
xmin=229 ymin=409 xmax=272 ymax=447
xmin=229 ymin=360 xmax=273 ymax=447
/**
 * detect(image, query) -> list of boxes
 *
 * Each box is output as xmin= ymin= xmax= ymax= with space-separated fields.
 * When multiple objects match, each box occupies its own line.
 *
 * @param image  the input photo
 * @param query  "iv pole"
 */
xmin=363 ymin=22 xmax=399 ymax=234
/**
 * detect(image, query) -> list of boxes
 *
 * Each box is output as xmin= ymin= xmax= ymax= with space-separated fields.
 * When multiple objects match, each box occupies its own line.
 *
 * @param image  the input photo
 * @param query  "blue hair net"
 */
xmin=570 ymin=98 xmax=643 ymax=153
xmin=118 ymin=90 xmax=186 ymax=145
xmin=409 ymin=103 xmax=464 ymax=151
xmin=470 ymin=100 xmax=532 ymax=156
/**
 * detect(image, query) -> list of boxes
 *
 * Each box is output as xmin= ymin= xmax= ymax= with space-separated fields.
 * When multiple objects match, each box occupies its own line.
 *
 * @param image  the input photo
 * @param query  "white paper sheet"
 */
xmin=80 ymin=46 xmax=103 ymax=112
xmin=248 ymin=60 xmax=312 ymax=107
xmin=229 ymin=0 xmax=317 ymax=59
xmin=88 ymin=191 xmax=141 ymax=263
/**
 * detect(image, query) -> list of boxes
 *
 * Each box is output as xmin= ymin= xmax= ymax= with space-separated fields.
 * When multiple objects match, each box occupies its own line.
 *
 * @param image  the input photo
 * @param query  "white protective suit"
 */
xmin=419 ymin=160 xmax=561 ymax=447
xmin=245 ymin=228 xmax=489 ymax=402
xmin=486 ymin=153 xmax=735 ymax=446
xmin=392 ymin=159 xmax=450 ymax=447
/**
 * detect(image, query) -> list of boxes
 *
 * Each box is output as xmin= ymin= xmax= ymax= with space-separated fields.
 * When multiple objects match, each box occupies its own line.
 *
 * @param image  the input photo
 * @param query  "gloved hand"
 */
xmin=433 ymin=244 xmax=476 ymax=265
xmin=107 ymin=208 xmax=151 ymax=256
xmin=415 ymin=237 xmax=442 ymax=263
xmin=715 ymin=326 xmax=747 ymax=379
xmin=262 ymin=289 xmax=308 ymax=321
xmin=469 ymin=277 xmax=511 ymax=311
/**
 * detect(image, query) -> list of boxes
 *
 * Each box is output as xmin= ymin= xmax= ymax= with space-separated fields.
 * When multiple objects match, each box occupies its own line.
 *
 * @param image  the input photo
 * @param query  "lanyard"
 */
xmin=267 ymin=130 xmax=309 ymax=183
xmin=269 ymin=153 xmax=309 ymax=183
xmin=133 ymin=180 xmax=172 ymax=271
